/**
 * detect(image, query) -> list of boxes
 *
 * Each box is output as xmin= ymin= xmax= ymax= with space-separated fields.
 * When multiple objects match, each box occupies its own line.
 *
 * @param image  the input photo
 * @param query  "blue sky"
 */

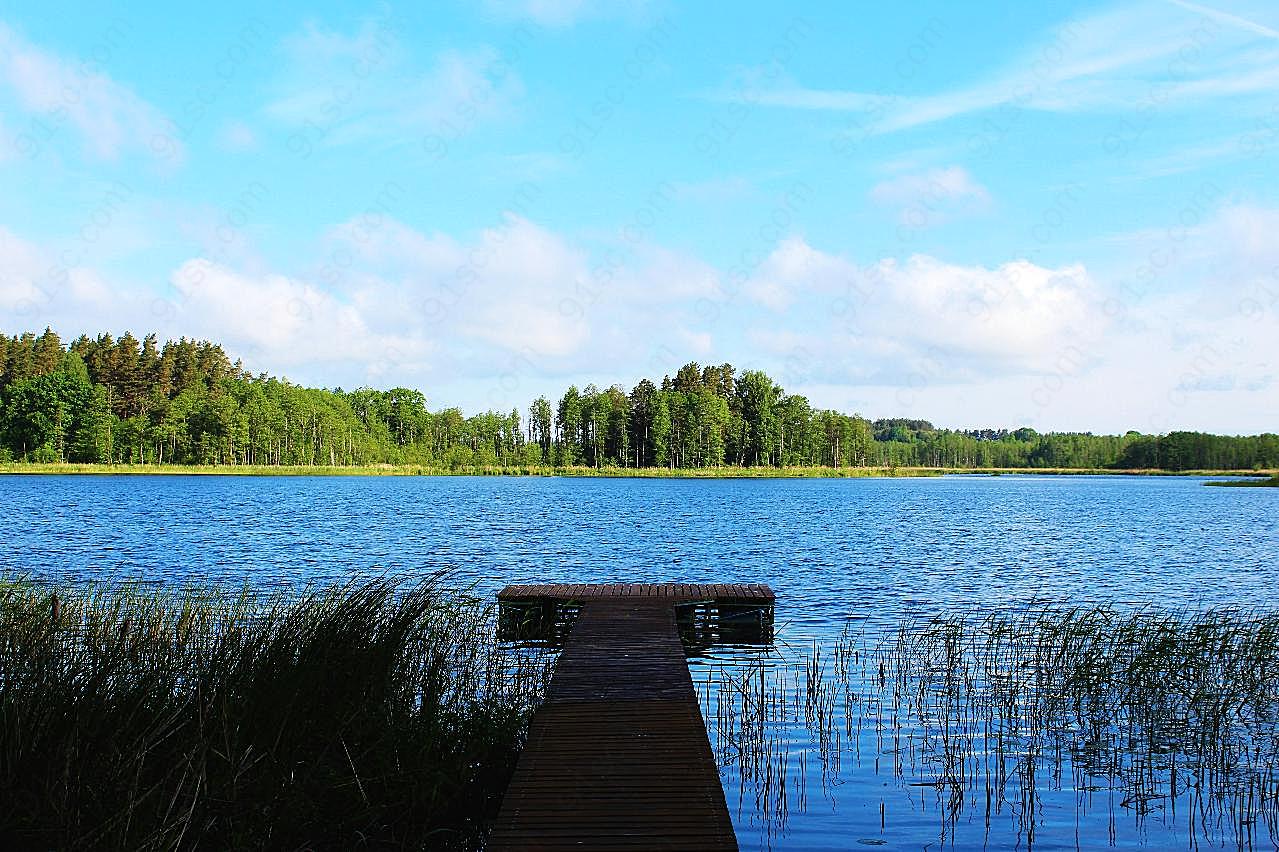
xmin=2 ymin=0 xmax=1277 ymax=433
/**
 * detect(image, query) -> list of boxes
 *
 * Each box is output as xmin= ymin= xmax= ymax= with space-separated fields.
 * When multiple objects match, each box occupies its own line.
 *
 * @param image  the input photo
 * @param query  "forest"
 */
xmin=2 ymin=328 xmax=1276 ymax=472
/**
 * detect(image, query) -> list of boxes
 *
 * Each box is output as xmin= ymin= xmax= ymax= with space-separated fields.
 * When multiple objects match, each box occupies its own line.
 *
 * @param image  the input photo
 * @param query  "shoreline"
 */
xmin=1204 ymin=476 xmax=1279 ymax=487
xmin=2 ymin=462 xmax=1275 ymax=479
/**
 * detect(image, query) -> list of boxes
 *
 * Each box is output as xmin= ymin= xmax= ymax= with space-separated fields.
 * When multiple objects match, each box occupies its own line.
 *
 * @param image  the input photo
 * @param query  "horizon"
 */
xmin=5 ymin=324 xmax=1277 ymax=439
xmin=2 ymin=2 xmax=1277 ymax=434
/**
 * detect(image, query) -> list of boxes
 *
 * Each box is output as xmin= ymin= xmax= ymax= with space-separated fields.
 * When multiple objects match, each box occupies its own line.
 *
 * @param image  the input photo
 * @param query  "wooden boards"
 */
xmin=488 ymin=586 xmax=773 ymax=850
xmin=497 ymin=582 xmax=774 ymax=606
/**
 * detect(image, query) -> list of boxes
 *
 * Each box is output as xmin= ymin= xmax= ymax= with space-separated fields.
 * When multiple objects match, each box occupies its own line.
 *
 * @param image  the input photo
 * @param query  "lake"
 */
xmin=3 ymin=473 xmax=1277 ymax=850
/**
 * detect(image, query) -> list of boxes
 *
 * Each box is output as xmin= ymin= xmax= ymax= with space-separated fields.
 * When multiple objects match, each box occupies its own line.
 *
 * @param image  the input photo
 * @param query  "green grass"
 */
xmin=1205 ymin=475 xmax=1279 ymax=487
xmin=0 ymin=461 xmax=940 ymax=478
xmin=3 ymin=461 xmax=1274 ymax=478
xmin=0 ymin=577 xmax=552 ymax=850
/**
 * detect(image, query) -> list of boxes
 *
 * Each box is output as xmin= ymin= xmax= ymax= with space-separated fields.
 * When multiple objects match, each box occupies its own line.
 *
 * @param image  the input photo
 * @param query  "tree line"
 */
xmin=2 ymin=328 xmax=1276 ymax=471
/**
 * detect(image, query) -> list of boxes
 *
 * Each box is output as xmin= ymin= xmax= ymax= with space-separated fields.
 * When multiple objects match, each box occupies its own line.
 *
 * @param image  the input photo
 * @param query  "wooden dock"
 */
xmin=489 ymin=583 xmax=775 ymax=851
xmin=498 ymin=582 xmax=775 ymax=605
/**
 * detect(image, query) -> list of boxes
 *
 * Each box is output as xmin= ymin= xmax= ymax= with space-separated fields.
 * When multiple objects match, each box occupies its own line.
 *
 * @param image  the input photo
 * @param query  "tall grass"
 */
xmin=0 ymin=577 xmax=552 ymax=850
xmin=705 ymin=605 xmax=1279 ymax=849
xmin=872 ymin=606 xmax=1279 ymax=845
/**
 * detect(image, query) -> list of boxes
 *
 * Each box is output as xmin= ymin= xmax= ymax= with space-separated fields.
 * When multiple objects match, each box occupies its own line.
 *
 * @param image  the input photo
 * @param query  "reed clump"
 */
xmin=874 ymin=606 xmax=1279 ymax=844
xmin=0 ymin=577 xmax=552 ymax=851
xmin=705 ymin=605 xmax=1279 ymax=849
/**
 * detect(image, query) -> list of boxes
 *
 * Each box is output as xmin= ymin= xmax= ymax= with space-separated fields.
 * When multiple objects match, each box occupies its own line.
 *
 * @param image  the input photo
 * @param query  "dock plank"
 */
xmin=497 ymin=583 xmax=775 ymax=604
xmin=489 ymin=584 xmax=774 ymax=851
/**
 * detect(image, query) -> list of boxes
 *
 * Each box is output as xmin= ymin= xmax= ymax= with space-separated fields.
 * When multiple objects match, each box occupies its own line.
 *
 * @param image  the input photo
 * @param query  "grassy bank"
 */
xmin=0 ymin=577 xmax=551 ymax=850
xmin=0 ymin=462 xmax=939 ymax=478
xmin=1205 ymin=475 xmax=1279 ymax=486
xmin=3 ymin=461 xmax=1275 ymax=478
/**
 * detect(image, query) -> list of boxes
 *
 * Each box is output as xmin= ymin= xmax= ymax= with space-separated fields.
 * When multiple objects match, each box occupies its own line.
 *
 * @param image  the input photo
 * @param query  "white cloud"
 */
xmin=870 ymin=167 xmax=988 ymax=206
xmin=0 ymin=226 xmax=128 ymax=331
xmin=733 ymin=0 xmax=1279 ymax=135
xmin=868 ymin=166 xmax=991 ymax=226
xmin=0 ymin=227 xmax=47 ymax=310
xmin=321 ymin=214 xmax=724 ymax=374
xmin=1165 ymin=0 xmax=1279 ymax=40
xmin=4 ymin=200 xmax=1275 ymax=432
xmin=216 ymin=120 xmax=257 ymax=152
xmin=492 ymin=151 xmax=569 ymax=180
xmin=754 ymin=204 xmax=1279 ymax=432
xmin=866 ymin=256 xmax=1098 ymax=371
xmin=482 ymin=0 xmax=649 ymax=28
xmin=675 ymin=327 xmax=713 ymax=355
xmin=1121 ymin=136 xmax=1250 ymax=179
xmin=265 ymin=20 xmax=523 ymax=148
xmin=165 ymin=259 xmax=435 ymax=374
xmin=742 ymin=237 xmax=1103 ymax=380
xmin=0 ymin=22 xmax=178 ymax=161
xmin=0 ymin=116 xmax=15 ymax=160
xmin=1209 ymin=203 xmax=1279 ymax=262
xmin=608 ymin=243 xmax=724 ymax=302
xmin=743 ymin=236 xmax=851 ymax=312
xmin=672 ymin=176 xmax=752 ymax=203
xmin=749 ymin=87 xmax=877 ymax=111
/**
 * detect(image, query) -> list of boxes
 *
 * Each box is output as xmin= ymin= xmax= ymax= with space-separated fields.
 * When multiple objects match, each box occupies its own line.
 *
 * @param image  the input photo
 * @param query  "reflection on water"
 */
xmin=699 ymin=606 xmax=1279 ymax=851
xmin=497 ymin=600 xmax=582 ymax=645
xmin=678 ymin=602 xmax=775 ymax=654
xmin=496 ymin=598 xmax=773 ymax=652
xmin=3 ymin=473 xmax=1278 ymax=849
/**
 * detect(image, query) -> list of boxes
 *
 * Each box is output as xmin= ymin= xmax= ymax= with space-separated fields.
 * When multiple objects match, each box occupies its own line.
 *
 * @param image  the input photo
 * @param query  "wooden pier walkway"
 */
xmin=489 ymin=583 xmax=775 ymax=851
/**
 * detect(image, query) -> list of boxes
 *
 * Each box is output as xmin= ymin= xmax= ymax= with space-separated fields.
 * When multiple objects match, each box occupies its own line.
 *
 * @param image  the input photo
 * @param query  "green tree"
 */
xmin=735 ymin=370 xmax=780 ymax=466
xmin=556 ymin=386 xmax=583 ymax=465
xmin=651 ymin=392 xmax=672 ymax=468
xmin=529 ymin=397 xmax=553 ymax=462
xmin=628 ymin=379 xmax=659 ymax=467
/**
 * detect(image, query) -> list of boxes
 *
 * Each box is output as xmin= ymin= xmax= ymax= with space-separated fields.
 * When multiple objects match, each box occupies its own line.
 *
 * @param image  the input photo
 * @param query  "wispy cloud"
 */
xmin=1119 ymin=136 xmax=1251 ymax=179
xmin=264 ymin=17 xmax=524 ymax=149
xmin=672 ymin=176 xmax=753 ymax=203
xmin=215 ymin=120 xmax=258 ymax=153
xmin=868 ymin=166 xmax=991 ymax=226
xmin=481 ymin=0 xmax=650 ymax=28
xmin=1165 ymin=0 xmax=1279 ymax=40
xmin=726 ymin=0 xmax=1279 ymax=135
xmin=0 ymin=21 xmax=179 ymax=161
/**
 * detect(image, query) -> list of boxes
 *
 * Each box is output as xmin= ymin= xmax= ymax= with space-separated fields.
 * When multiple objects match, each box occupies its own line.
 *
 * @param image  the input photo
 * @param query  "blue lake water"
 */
xmin=3 ymin=473 xmax=1277 ymax=850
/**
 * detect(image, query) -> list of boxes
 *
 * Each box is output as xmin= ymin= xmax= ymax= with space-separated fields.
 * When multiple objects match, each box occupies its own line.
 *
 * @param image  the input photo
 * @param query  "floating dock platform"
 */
xmin=489 ymin=583 xmax=775 ymax=851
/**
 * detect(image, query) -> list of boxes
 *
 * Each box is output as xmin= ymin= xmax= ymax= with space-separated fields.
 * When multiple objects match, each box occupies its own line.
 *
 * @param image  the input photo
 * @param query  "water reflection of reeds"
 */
xmin=703 ymin=605 xmax=1279 ymax=850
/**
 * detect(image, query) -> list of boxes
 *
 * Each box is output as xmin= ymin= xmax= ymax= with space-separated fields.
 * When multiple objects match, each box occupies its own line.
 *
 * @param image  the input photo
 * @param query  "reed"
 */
xmin=704 ymin=605 xmax=1279 ymax=849
xmin=0 ymin=576 xmax=552 ymax=850
xmin=873 ymin=605 xmax=1279 ymax=844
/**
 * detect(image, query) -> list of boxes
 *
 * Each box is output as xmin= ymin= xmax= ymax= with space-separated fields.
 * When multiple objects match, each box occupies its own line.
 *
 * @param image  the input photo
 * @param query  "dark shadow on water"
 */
xmin=497 ymin=600 xmax=581 ymax=647
xmin=677 ymin=602 xmax=774 ymax=654
xmin=496 ymin=598 xmax=774 ymax=653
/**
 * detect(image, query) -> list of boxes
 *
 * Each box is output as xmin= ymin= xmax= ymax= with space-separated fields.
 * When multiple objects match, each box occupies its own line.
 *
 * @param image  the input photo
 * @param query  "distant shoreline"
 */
xmin=2 ymin=462 xmax=1275 ymax=479
xmin=1204 ymin=476 xmax=1279 ymax=487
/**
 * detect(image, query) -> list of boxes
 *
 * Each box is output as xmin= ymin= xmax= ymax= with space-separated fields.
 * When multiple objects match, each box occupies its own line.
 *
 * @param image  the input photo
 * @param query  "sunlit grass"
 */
xmin=0 ymin=576 xmax=552 ymax=850
xmin=4 ymin=461 xmax=1273 ymax=478
xmin=0 ymin=461 xmax=938 ymax=477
